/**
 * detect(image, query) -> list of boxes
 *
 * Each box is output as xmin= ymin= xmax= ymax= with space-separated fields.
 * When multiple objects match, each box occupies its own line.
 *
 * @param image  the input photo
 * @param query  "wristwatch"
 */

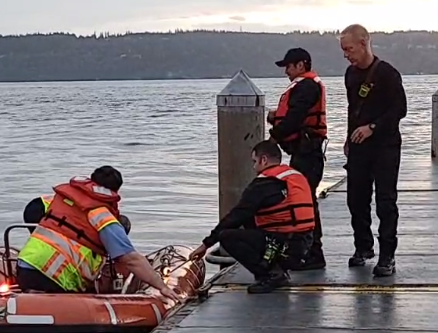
xmin=369 ymin=123 xmax=376 ymax=131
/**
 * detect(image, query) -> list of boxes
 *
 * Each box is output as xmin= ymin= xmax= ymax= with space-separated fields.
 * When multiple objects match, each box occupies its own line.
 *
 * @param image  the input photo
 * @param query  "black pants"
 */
xmin=17 ymin=266 xmax=67 ymax=293
xmin=17 ymin=266 xmax=96 ymax=293
xmin=289 ymin=151 xmax=325 ymax=256
xmin=219 ymin=228 xmax=313 ymax=278
xmin=346 ymin=144 xmax=401 ymax=256
xmin=23 ymin=197 xmax=46 ymax=233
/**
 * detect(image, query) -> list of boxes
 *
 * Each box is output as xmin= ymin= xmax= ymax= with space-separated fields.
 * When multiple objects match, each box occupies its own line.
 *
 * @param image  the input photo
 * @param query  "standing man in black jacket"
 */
xmin=340 ymin=24 xmax=407 ymax=276
xmin=267 ymin=47 xmax=327 ymax=271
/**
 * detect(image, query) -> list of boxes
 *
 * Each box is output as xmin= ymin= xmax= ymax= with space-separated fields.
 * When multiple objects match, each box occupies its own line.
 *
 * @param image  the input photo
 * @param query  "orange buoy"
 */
xmin=0 ymin=226 xmax=206 ymax=332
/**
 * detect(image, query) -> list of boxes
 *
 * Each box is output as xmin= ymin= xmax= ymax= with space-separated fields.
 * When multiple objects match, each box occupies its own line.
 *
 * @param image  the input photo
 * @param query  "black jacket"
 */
xmin=345 ymin=56 xmax=407 ymax=146
xmin=202 ymin=169 xmax=287 ymax=248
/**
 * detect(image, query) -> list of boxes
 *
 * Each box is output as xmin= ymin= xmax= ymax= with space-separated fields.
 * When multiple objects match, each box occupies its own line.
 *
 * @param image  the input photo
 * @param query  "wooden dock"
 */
xmin=151 ymin=154 xmax=438 ymax=333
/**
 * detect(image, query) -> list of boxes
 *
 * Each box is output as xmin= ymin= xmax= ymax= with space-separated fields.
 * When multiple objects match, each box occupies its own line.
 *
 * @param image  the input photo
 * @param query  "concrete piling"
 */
xmin=216 ymin=69 xmax=266 ymax=220
xmin=205 ymin=70 xmax=265 ymax=269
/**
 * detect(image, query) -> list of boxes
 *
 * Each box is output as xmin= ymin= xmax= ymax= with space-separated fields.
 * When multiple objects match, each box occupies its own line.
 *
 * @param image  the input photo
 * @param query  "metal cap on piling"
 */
xmin=217 ymin=69 xmax=265 ymax=107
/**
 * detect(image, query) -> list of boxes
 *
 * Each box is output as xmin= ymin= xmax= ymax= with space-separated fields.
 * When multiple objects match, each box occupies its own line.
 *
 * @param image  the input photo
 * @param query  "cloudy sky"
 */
xmin=1 ymin=0 xmax=437 ymax=36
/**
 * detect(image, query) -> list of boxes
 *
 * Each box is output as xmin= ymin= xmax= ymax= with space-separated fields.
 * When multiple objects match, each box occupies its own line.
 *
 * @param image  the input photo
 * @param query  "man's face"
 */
xmin=285 ymin=62 xmax=303 ymax=81
xmin=251 ymin=151 xmax=267 ymax=174
xmin=340 ymin=33 xmax=366 ymax=66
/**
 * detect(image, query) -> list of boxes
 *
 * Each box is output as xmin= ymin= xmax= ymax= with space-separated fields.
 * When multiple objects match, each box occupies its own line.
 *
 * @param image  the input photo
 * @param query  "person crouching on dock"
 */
xmin=189 ymin=140 xmax=316 ymax=293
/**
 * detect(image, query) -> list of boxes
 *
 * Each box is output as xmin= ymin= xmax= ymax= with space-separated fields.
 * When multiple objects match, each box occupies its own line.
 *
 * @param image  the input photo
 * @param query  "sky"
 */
xmin=1 ymin=0 xmax=437 ymax=36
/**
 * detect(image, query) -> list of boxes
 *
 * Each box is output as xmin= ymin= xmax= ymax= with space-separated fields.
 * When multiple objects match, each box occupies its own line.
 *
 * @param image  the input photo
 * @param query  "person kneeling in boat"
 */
xmin=16 ymin=166 xmax=180 ymax=302
xmin=22 ymin=194 xmax=132 ymax=235
xmin=189 ymin=140 xmax=315 ymax=294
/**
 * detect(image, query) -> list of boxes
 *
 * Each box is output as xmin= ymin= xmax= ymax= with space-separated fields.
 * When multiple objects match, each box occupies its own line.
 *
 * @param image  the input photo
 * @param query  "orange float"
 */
xmin=0 ymin=223 xmax=206 ymax=332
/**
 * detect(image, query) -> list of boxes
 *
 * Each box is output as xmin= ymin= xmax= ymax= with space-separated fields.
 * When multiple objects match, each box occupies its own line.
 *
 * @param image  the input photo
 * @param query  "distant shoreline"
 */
xmin=1 ymin=30 xmax=436 ymax=82
xmin=0 ymin=73 xmax=431 ymax=84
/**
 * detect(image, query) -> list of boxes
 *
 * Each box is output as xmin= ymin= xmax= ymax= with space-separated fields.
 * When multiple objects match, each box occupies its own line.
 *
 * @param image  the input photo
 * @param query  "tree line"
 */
xmin=0 ymin=29 xmax=437 ymax=82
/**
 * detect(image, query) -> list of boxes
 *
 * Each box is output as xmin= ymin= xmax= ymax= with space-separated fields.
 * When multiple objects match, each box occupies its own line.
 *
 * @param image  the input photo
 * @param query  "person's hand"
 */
xmin=189 ymin=244 xmax=207 ymax=261
xmin=267 ymin=110 xmax=276 ymax=125
xmin=160 ymin=286 xmax=181 ymax=303
xmin=343 ymin=140 xmax=349 ymax=157
xmin=350 ymin=125 xmax=373 ymax=144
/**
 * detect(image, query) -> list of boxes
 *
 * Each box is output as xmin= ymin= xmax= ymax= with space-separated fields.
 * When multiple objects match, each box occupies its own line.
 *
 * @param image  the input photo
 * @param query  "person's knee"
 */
xmin=217 ymin=229 xmax=234 ymax=245
xmin=218 ymin=229 xmax=246 ymax=254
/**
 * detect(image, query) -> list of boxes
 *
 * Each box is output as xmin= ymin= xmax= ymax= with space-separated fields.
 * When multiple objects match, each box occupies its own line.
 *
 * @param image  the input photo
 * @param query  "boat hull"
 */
xmin=0 ymin=244 xmax=205 ymax=332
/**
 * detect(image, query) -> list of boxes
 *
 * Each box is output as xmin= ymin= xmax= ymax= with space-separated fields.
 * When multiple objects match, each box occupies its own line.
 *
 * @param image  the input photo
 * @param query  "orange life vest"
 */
xmin=273 ymin=71 xmax=327 ymax=142
xmin=254 ymin=165 xmax=315 ymax=233
xmin=39 ymin=176 xmax=121 ymax=255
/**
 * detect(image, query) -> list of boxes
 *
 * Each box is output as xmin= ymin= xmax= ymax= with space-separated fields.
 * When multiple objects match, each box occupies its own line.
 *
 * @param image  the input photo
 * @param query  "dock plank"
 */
xmin=212 ymin=255 xmax=438 ymax=286
xmin=158 ymin=291 xmax=438 ymax=333
xmin=210 ymin=157 xmax=438 ymax=286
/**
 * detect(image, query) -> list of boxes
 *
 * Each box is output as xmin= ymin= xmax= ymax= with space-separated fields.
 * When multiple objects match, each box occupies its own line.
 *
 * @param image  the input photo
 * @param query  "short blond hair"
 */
xmin=340 ymin=24 xmax=370 ymax=42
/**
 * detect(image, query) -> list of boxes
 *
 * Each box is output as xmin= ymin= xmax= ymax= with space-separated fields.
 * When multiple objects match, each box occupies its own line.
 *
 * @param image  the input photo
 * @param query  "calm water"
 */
xmin=0 ymin=75 xmax=436 ymax=263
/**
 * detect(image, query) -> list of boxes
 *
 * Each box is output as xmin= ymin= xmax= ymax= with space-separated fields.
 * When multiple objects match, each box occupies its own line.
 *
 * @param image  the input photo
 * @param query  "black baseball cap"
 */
xmin=275 ymin=47 xmax=312 ymax=67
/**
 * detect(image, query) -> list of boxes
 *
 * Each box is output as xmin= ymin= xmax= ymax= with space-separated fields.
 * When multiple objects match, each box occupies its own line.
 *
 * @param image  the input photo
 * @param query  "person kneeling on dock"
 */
xmin=22 ymin=194 xmax=132 ymax=235
xmin=189 ymin=140 xmax=315 ymax=294
xmin=16 ymin=166 xmax=180 ymax=302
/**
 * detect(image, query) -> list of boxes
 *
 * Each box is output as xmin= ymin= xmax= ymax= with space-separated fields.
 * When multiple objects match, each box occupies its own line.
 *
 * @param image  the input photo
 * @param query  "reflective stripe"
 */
xmin=104 ymin=302 xmax=118 ymax=325
xmin=151 ymin=304 xmax=163 ymax=323
xmin=276 ymin=169 xmax=302 ymax=179
xmin=71 ymin=176 xmax=89 ymax=182
xmin=92 ymin=186 xmax=113 ymax=196
xmin=6 ymin=298 xmax=16 ymax=314
xmin=31 ymin=226 xmax=104 ymax=287
xmin=282 ymin=75 xmax=321 ymax=95
xmin=88 ymin=207 xmax=119 ymax=231
xmin=6 ymin=315 xmax=55 ymax=324
xmin=258 ymin=168 xmax=302 ymax=179
xmin=43 ymin=253 xmax=68 ymax=280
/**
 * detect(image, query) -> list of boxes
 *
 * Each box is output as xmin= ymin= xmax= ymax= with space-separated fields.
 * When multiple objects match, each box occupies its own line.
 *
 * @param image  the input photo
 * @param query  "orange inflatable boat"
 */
xmin=0 ymin=223 xmax=206 ymax=332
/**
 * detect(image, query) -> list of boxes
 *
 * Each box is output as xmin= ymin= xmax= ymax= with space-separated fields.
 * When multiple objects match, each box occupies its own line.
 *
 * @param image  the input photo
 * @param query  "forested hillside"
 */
xmin=0 ymin=29 xmax=437 ymax=81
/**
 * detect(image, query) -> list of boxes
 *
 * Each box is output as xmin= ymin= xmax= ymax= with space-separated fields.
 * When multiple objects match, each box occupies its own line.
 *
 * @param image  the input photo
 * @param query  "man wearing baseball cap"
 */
xmin=267 ymin=47 xmax=328 ymax=271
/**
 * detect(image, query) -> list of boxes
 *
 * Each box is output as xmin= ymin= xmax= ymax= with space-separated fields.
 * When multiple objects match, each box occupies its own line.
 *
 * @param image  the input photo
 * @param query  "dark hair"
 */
xmin=91 ymin=165 xmax=123 ymax=192
xmin=302 ymin=61 xmax=312 ymax=72
xmin=252 ymin=140 xmax=282 ymax=163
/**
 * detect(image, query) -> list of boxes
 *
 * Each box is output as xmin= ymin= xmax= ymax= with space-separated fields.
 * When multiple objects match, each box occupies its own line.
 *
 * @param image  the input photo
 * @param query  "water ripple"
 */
xmin=0 ymin=75 xmax=435 ymax=254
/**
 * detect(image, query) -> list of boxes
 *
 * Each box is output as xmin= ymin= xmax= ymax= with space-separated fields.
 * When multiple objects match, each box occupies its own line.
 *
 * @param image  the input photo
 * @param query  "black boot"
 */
xmin=373 ymin=255 xmax=396 ymax=277
xmin=247 ymin=272 xmax=289 ymax=294
xmin=289 ymin=248 xmax=326 ymax=271
xmin=348 ymin=249 xmax=375 ymax=267
xmin=373 ymin=236 xmax=397 ymax=277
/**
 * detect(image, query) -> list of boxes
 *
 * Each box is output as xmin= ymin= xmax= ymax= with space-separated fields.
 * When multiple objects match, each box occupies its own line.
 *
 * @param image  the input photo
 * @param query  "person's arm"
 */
xmin=344 ymin=66 xmax=353 ymax=138
xmin=371 ymin=64 xmax=407 ymax=134
xmin=269 ymin=79 xmax=321 ymax=142
xmin=96 ymin=217 xmax=167 ymax=291
xmin=202 ymin=177 xmax=287 ymax=248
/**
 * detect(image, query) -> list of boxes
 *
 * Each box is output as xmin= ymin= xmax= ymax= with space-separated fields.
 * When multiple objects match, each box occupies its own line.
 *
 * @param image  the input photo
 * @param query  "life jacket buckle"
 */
xmin=112 ymin=273 xmax=124 ymax=291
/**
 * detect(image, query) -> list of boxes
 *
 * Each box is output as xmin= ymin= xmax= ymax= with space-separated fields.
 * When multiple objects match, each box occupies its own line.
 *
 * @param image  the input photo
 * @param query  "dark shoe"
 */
xmin=247 ymin=273 xmax=289 ymax=294
xmin=373 ymin=256 xmax=396 ymax=277
xmin=289 ymin=252 xmax=326 ymax=271
xmin=348 ymin=249 xmax=375 ymax=267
